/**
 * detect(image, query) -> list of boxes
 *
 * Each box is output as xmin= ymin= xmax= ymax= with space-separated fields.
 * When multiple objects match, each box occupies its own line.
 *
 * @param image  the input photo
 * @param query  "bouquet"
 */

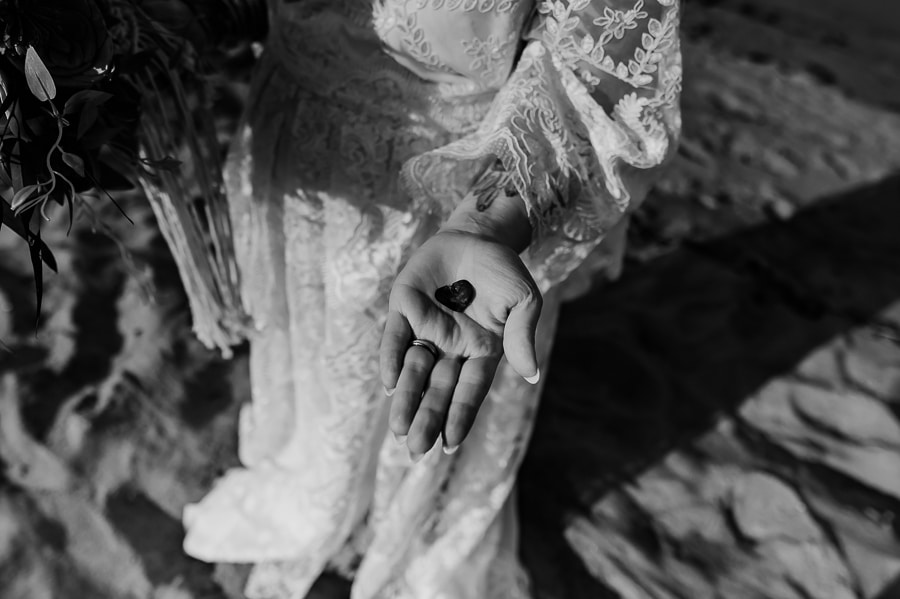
xmin=0 ymin=0 xmax=266 ymax=354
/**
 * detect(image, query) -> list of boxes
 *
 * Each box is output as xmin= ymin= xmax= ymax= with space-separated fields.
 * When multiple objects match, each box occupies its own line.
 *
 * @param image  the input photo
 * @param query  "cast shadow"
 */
xmin=520 ymin=173 xmax=900 ymax=598
xmin=873 ymin=574 xmax=900 ymax=599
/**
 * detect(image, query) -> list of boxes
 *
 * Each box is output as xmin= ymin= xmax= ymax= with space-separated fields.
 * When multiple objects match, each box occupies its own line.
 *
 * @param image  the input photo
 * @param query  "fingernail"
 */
xmin=524 ymin=368 xmax=540 ymax=385
xmin=393 ymin=432 xmax=407 ymax=446
xmin=441 ymin=431 xmax=459 ymax=455
xmin=385 ymin=386 xmax=395 ymax=397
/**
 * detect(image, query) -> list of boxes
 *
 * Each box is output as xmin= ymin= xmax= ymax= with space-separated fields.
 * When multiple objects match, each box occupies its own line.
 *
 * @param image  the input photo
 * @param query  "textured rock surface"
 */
xmin=2 ymin=1 xmax=900 ymax=598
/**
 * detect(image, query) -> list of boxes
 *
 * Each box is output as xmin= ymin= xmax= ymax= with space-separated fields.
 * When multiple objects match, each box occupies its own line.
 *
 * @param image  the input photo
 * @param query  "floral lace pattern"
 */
xmin=462 ymin=30 xmax=521 ymax=87
xmin=182 ymin=1 xmax=681 ymax=598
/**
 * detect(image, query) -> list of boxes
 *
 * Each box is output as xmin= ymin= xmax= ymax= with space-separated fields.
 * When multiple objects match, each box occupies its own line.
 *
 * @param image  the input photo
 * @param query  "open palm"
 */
xmin=380 ymin=229 xmax=542 ymax=459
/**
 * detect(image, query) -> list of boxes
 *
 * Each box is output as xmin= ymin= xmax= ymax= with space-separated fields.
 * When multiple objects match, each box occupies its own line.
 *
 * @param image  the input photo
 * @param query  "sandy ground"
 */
xmin=1 ymin=1 xmax=900 ymax=598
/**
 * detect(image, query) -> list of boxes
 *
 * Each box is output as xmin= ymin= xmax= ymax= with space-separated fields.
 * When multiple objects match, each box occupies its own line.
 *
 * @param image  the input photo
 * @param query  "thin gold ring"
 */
xmin=410 ymin=338 xmax=439 ymax=360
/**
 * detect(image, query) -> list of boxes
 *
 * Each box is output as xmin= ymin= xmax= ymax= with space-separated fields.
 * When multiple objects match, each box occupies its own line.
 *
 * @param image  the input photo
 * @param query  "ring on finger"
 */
xmin=410 ymin=338 xmax=439 ymax=361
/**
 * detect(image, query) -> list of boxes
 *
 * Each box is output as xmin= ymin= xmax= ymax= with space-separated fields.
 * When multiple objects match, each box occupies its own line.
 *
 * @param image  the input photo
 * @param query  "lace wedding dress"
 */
xmin=182 ymin=1 xmax=682 ymax=597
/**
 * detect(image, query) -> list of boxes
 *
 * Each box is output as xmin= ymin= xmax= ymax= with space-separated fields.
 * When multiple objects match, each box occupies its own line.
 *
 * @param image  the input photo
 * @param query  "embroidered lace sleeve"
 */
xmin=402 ymin=0 xmax=682 ymax=289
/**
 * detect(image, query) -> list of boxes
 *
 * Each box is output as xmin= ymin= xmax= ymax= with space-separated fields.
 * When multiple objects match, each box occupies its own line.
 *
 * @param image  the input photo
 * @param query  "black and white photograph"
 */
xmin=0 ymin=1 xmax=898 ymax=598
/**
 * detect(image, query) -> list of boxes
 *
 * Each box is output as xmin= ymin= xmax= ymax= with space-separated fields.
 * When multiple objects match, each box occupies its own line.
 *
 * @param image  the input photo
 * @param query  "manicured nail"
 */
xmin=393 ymin=432 xmax=407 ymax=446
xmin=524 ymin=368 xmax=540 ymax=385
xmin=385 ymin=386 xmax=395 ymax=397
xmin=441 ymin=432 xmax=459 ymax=455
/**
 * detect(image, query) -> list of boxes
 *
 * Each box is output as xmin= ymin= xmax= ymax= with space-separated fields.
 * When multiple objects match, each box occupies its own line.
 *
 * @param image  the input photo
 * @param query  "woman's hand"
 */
xmin=380 ymin=193 xmax=542 ymax=459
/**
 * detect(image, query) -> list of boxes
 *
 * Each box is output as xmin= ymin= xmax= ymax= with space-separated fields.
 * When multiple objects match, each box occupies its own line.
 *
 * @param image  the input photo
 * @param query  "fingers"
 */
xmin=406 ymin=357 xmax=461 ymax=460
xmin=388 ymin=344 xmax=437 ymax=441
xmin=380 ymin=310 xmax=412 ymax=393
xmin=502 ymin=290 xmax=542 ymax=384
xmin=443 ymin=356 xmax=499 ymax=451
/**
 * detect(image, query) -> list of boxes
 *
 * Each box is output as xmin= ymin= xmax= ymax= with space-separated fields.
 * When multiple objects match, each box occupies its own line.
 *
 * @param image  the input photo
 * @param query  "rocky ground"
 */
xmin=2 ymin=1 xmax=900 ymax=598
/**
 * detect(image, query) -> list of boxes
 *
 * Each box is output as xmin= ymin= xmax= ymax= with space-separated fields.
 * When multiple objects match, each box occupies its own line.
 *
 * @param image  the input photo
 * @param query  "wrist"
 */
xmin=440 ymin=191 xmax=533 ymax=254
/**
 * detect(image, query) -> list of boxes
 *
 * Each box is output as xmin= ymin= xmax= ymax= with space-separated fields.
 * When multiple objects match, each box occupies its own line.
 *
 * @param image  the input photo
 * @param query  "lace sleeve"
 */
xmin=402 ymin=0 xmax=682 ymax=289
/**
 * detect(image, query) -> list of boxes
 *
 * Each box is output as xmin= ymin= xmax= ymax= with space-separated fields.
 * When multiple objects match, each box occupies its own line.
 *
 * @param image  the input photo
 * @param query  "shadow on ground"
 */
xmin=520 ymin=173 xmax=900 ymax=598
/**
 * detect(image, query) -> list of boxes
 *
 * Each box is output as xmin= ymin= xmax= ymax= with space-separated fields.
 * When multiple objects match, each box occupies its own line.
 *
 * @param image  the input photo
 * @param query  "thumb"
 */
xmin=502 ymin=290 xmax=542 ymax=384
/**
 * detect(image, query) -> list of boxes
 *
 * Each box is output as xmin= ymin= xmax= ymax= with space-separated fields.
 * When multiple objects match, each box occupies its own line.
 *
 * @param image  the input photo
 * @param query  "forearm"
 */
xmin=440 ymin=192 xmax=533 ymax=254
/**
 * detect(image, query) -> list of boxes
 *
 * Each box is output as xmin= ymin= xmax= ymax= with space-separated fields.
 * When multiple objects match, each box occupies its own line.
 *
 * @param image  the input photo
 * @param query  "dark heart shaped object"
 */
xmin=434 ymin=280 xmax=476 ymax=312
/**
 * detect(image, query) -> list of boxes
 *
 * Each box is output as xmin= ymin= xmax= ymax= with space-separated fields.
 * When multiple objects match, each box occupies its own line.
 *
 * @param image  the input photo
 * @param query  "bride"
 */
xmin=182 ymin=1 xmax=681 ymax=597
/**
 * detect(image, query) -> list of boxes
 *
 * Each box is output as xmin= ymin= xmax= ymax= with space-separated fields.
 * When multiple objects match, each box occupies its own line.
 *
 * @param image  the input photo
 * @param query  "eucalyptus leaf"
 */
xmin=64 ymin=90 xmax=113 ymax=115
xmin=67 ymin=192 xmax=75 ymax=236
xmin=11 ymin=185 xmax=39 ymax=210
xmin=1 ymin=205 xmax=57 ymax=272
xmin=0 ymin=88 xmax=14 ymax=115
xmin=0 ymin=203 xmax=57 ymax=327
xmin=29 ymin=226 xmax=45 ymax=329
xmin=0 ymin=199 xmax=27 ymax=240
xmin=77 ymin=102 xmax=99 ymax=139
xmin=9 ymin=143 xmax=23 ymax=189
xmin=62 ymin=152 xmax=86 ymax=177
xmin=24 ymin=47 xmax=57 ymax=102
